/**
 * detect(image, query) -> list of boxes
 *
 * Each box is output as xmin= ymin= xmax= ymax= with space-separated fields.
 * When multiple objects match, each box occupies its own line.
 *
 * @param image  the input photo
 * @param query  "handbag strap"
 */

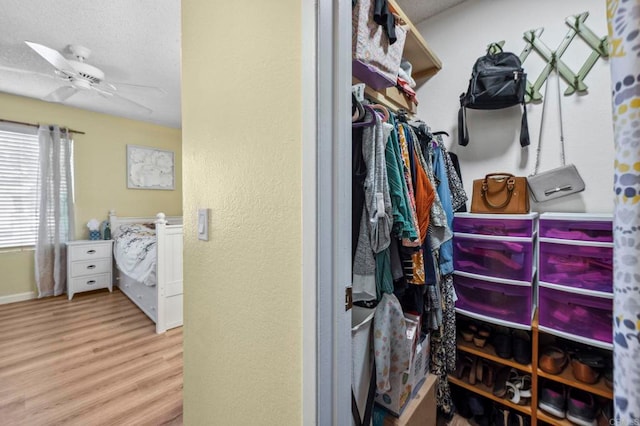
xmin=482 ymin=175 xmax=516 ymax=208
xmin=533 ymin=58 xmax=566 ymax=175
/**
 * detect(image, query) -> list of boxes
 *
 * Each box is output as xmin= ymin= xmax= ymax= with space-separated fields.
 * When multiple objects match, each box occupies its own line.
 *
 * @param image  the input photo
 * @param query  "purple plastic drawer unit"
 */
xmin=539 ymin=286 xmax=613 ymax=345
xmin=453 ymin=215 xmax=534 ymax=238
xmin=539 ymin=241 xmax=613 ymax=293
xmin=453 ymin=236 xmax=534 ymax=282
xmin=540 ymin=219 xmax=612 ymax=243
xmin=453 ymin=273 xmax=532 ymax=327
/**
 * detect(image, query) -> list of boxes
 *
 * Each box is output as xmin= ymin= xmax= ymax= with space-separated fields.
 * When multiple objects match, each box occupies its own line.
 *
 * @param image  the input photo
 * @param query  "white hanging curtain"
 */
xmin=35 ymin=125 xmax=75 ymax=298
xmin=607 ymin=0 xmax=640 ymax=422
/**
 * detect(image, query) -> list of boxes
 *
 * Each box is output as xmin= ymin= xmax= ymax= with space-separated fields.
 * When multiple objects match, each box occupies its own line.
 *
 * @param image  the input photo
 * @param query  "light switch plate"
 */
xmin=198 ymin=208 xmax=209 ymax=241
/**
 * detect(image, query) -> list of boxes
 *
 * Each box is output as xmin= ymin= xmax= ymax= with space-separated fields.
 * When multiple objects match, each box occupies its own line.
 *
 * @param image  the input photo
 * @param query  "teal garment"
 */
xmin=385 ymin=115 xmax=418 ymax=241
xmin=375 ymin=248 xmax=394 ymax=300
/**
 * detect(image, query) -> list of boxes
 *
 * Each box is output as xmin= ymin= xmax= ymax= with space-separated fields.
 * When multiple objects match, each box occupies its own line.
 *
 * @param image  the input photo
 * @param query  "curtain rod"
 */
xmin=0 ymin=118 xmax=85 ymax=135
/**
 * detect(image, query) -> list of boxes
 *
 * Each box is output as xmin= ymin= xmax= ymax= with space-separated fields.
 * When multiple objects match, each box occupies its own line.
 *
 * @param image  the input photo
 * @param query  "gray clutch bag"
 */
xmin=527 ymin=164 xmax=585 ymax=202
xmin=528 ymin=63 xmax=585 ymax=203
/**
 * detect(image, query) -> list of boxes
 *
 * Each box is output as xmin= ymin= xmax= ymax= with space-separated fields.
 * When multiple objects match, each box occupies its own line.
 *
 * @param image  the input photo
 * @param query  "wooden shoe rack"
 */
xmin=449 ymin=213 xmax=613 ymax=426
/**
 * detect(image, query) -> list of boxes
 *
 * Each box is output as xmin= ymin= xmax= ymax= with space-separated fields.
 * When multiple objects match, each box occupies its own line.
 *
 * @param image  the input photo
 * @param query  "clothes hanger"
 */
xmin=432 ymin=130 xmax=450 ymax=137
xmin=352 ymin=105 xmax=377 ymax=128
xmin=369 ymin=104 xmax=389 ymax=122
xmin=395 ymin=108 xmax=409 ymax=123
xmin=352 ymin=93 xmax=365 ymax=123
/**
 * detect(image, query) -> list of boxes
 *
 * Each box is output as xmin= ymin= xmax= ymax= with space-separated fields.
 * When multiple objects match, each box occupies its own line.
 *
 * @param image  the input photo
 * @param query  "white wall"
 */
xmin=415 ymin=0 xmax=614 ymax=213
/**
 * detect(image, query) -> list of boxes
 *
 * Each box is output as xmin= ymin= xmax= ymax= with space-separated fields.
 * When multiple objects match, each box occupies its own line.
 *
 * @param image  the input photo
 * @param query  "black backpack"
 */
xmin=458 ymin=45 xmax=529 ymax=147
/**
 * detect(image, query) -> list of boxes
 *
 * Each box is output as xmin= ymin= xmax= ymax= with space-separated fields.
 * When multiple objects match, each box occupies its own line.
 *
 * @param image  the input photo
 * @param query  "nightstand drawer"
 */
xmin=70 ymin=273 xmax=111 ymax=293
xmin=70 ymin=258 xmax=112 ymax=278
xmin=69 ymin=244 xmax=112 ymax=261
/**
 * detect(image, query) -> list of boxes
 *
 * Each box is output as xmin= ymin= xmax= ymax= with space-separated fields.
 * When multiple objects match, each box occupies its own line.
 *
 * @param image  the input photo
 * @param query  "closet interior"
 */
xmin=350 ymin=1 xmax=613 ymax=426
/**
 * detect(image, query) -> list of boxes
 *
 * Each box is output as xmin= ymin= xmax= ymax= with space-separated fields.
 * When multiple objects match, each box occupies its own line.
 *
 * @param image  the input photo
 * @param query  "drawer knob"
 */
xmin=87 ymin=249 xmax=96 ymax=254
xmin=137 ymin=295 xmax=142 ymax=299
xmin=87 ymin=265 xmax=96 ymax=269
xmin=87 ymin=280 xmax=96 ymax=285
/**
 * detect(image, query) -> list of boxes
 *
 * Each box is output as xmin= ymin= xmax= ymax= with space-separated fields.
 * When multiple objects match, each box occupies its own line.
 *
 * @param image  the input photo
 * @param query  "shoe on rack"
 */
xmin=571 ymin=358 xmax=600 ymax=384
xmin=493 ymin=331 xmax=512 ymax=359
xmin=538 ymin=380 xmax=567 ymax=419
xmin=503 ymin=369 xmax=530 ymax=406
xmin=492 ymin=405 xmax=510 ymax=426
xmin=493 ymin=366 xmax=512 ymax=398
xmin=566 ymin=388 xmax=598 ymax=426
xmin=570 ymin=348 xmax=605 ymax=384
xmin=476 ymin=359 xmax=497 ymax=388
xmin=598 ymin=400 xmax=613 ymax=426
xmin=539 ymin=346 xmax=568 ymax=375
xmin=511 ymin=330 xmax=532 ymax=365
xmin=509 ymin=412 xmax=529 ymax=426
xmin=473 ymin=324 xmax=492 ymax=348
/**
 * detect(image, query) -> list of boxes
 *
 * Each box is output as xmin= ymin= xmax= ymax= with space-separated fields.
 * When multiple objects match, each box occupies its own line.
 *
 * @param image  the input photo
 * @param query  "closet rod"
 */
xmin=0 ymin=118 xmax=85 ymax=135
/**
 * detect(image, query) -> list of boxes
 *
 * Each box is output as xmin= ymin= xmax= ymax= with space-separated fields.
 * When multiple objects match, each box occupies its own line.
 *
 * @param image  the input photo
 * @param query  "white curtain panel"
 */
xmin=608 ymin=0 xmax=640 ymax=422
xmin=35 ymin=125 xmax=75 ymax=298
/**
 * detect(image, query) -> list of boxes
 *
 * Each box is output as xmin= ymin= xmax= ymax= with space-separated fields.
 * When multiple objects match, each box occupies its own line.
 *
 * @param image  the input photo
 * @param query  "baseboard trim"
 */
xmin=0 ymin=291 xmax=37 ymax=305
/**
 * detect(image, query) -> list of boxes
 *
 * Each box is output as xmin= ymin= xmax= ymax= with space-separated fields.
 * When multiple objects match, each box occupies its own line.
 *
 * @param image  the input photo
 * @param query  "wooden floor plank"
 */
xmin=0 ymin=289 xmax=183 ymax=425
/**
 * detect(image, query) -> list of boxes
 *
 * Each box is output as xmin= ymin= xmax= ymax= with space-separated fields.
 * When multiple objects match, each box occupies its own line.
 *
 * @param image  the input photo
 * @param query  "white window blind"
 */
xmin=0 ymin=123 xmax=74 ymax=249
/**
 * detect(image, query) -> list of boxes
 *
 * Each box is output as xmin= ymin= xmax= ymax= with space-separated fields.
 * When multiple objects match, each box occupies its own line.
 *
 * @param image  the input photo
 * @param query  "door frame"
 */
xmin=302 ymin=0 xmax=352 ymax=424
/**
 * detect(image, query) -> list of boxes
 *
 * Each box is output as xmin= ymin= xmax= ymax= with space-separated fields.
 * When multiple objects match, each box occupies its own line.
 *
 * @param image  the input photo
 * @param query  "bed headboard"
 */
xmin=108 ymin=210 xmax=183 ymax=230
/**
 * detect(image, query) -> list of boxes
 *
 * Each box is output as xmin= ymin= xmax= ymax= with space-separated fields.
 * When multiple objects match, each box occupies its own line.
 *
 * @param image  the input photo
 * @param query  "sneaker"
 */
xmin=566 ymin=388 xmax=598 ymax=426
xmin=538 ymin=381 xmax=566 ymax=418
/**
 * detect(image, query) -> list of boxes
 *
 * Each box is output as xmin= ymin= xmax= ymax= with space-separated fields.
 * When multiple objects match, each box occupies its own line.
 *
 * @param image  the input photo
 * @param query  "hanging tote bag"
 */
xmin=352 ymin=0 xmax=407 ymax=90
xmin=527 ymin=62 xmax=585 ymax=202
xmin=471 ymin=173 xmax=530 ymax=214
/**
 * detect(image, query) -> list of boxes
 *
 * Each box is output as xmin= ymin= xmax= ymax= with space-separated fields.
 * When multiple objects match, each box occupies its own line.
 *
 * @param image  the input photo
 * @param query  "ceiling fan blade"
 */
xmin=43 ymin=86 xmax=78 ymax=102
xmin=104 ymin=80 xmax=166 ymax=96
xmin=98 ymin=91 xmax=152 ymax=114
xmin=25 ymin=41 xmax=76 ymax=75
xmin=0 ymin=64 xmax=56 ymax=79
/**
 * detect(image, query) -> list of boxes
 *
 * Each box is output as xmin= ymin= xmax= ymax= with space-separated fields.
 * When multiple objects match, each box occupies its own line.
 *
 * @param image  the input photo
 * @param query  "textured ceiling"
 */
xmin=396 ymin=0 xmax=467 ymax=25
xmin=0 ymin=0 xmax=181 ymax=128
xmin=0 ymin=0 xmax=459 ymax=130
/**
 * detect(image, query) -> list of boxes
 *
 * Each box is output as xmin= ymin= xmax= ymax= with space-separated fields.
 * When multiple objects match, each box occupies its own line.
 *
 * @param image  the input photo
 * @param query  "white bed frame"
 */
xmin=109 ymin=210 xmax=183 ymax=334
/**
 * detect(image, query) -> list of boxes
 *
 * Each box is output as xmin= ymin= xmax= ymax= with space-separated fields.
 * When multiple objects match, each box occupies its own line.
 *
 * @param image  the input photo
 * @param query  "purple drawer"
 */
xmin=453 ymin=236 xmax=534 ymax=282
xmin=453 ymin=274 xmax=532 ymax=327
xmin=539 ymin=242 xmax=612 ymax=293
xmin=540 ymin=219 xmax=612 ymax=243
xmin=454 ymin=216 xmax=534 ymax=238
xmin=539 ymin=286 xmax=612 ymax=344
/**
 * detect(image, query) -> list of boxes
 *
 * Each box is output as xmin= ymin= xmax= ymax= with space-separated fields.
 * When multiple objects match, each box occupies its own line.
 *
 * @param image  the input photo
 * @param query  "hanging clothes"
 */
xmin=397 ymin=124 xmax=429 ymax=286
xmin=440 ymin=147 xmax=467 ymax=212
xmin=353 ymin=110 xmax=393 ymax=301
xmin=431 ymin=137 xmax=455 ymax=275
xmin=431 ymin=274 xmax=457 ymax=416
xmin=448 ymin=152 xmax=468 ymax=213
xmin=352 ymin=125 xmax=367 ymax=261
xmin=384 ymin=115 xmax=418 ymax=243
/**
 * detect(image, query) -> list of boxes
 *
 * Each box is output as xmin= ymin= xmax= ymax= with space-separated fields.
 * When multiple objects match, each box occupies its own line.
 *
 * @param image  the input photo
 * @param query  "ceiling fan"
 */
xmin=11 ymin=41 xmax=164 ymax=114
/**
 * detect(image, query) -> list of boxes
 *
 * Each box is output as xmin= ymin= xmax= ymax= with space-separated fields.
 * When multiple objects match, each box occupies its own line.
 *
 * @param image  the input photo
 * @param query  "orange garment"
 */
xmin=412 ymin=150 xmax=436 ymax=243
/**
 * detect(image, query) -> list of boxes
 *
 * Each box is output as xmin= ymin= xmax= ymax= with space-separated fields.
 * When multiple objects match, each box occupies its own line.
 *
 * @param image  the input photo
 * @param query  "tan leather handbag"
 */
xmin=471 ymin=173 xmax=530 ymax=214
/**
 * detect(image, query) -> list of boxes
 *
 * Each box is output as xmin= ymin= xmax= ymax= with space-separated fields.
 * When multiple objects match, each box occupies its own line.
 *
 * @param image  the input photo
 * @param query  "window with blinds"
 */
xmin=0 ymin=123 xmax=74 ymax=249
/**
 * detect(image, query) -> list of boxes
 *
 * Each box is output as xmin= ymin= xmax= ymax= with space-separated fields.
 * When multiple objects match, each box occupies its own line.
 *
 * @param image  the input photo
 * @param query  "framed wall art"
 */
xmin=126 ymin=145 xmax=175 ymax=190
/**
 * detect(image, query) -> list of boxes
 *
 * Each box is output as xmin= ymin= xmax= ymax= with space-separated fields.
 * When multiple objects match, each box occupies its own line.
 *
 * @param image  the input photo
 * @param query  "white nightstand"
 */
xmin=66 ymin=240 xmax=114 ymax=300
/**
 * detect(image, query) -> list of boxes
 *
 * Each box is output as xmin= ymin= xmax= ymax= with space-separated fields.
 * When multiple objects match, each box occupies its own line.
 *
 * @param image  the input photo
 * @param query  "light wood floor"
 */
xmin=0 ymin=289 xmax=183 ymax=426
